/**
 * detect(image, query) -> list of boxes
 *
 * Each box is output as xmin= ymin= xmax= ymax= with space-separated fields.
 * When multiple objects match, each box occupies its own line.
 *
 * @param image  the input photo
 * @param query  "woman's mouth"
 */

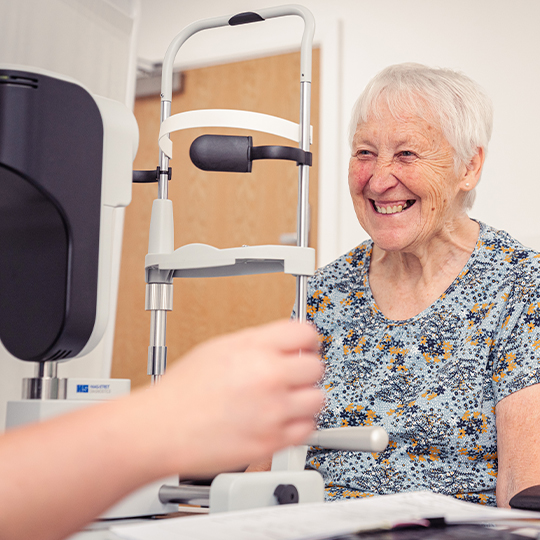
xmin=371 ymin=199 xmax=416 ymax=215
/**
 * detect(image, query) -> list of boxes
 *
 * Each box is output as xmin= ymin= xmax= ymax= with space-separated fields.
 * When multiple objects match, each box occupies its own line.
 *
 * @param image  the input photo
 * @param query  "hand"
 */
xmin=144 ymin=320 xmax=324 ymax=477
xmin=0 ymin=320 xmax=323 ymax=540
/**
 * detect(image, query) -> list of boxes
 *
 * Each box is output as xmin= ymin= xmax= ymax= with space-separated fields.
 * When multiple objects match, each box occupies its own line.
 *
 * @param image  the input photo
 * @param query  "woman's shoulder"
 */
xmin=473 ymin=222 xmax=540 ymax=294
xmin=477 ymin=221 xmax=540 ymax=267
xmin=309 ymin=240 xmax=372 ymax=288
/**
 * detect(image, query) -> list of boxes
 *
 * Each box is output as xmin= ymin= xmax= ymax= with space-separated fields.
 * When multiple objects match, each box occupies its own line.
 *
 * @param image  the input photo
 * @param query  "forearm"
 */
xmin=496 ymin=385 xmax=540 ymax=508
xmin=496 ymin=469 xmax=519 ymax=508
xmin=0 ymin=389 xmax=166 ymax=540
xmin=245 ymin=456 xmax=273 ymax=472
xmin=496 ymin=447 xmax=540 ymax=507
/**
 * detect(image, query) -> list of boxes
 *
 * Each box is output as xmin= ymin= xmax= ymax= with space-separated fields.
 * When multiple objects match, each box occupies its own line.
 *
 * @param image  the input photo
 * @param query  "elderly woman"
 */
xmin=306 ymin=63 xmax=540 ymax=507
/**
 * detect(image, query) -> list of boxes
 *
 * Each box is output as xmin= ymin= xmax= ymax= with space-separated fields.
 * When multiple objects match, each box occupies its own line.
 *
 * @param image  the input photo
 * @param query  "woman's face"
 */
xmin=348 ymin=102 xmax=469 ymax=253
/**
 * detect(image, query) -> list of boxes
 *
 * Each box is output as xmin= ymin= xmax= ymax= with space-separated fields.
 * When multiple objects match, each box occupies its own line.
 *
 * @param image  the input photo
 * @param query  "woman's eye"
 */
xmin=397 ymin=150 xmax=417 ymax=160
xmin=355 ymin=149 xmax=373 ymax=158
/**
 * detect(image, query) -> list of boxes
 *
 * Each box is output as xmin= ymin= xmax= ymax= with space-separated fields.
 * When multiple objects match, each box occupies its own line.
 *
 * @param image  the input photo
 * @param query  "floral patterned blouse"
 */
xmin=306 ymin=222 xmax=540 ymax=506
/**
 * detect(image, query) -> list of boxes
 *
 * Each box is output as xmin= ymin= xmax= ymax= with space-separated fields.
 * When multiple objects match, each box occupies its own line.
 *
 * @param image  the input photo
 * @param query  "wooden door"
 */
xmin=112 ymin=50 xmax=319 ymax=388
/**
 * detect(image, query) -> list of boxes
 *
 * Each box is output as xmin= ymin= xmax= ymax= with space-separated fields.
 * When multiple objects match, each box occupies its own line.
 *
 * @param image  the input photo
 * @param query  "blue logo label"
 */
xmin=76 ymin=385 xmax=89 ymax=393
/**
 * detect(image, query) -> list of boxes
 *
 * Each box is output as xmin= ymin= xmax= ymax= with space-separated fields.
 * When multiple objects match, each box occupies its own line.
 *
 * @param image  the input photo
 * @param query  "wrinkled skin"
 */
xmin=348 ymin=102 xmax=484 ymax=321
xmin=348 ymin=103 xmax=477 ymax=256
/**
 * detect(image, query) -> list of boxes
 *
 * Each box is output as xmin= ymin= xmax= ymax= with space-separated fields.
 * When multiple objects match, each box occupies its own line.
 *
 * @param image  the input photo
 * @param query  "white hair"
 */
xmin=349 ymin=63 xmax=494 ymax=210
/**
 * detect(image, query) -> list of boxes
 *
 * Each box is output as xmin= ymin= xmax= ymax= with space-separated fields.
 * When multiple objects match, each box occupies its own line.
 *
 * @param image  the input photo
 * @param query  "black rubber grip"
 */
xmin=228 ymin=12 xmax=265 ymax=26
xmin=190 ymin=135 xmax=252 ymax=172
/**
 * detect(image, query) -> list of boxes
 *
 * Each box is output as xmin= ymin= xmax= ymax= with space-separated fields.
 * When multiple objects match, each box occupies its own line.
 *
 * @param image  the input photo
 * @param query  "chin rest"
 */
xmin=509 ymin=485 xmax=540 ymax=510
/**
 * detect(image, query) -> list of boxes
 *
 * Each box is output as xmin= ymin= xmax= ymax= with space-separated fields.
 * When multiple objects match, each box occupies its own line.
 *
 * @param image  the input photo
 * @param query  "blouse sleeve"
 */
xmin=491 ymin=259 xmax=540 ymax=404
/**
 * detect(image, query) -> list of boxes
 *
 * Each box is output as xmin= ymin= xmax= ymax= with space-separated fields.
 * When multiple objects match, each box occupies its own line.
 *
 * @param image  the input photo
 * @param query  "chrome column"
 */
xmin=146 ymin=100 xmax=174 ymax=385
xmin=22 ymin=361 xmax=66 ymax=399
xmin=146 ymin=283 xmax=173 ymax=384
xmin=295 ymin=80 xmax=311 ymax=323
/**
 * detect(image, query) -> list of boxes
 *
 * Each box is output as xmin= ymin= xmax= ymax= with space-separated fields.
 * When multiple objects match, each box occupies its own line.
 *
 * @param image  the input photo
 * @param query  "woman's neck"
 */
xmin=368 ymin=218 xmax=480 ymax=320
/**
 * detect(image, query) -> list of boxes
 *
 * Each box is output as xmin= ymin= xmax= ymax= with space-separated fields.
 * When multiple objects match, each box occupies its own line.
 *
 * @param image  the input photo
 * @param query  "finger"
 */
xmin=245 ymin=320 xmax=320 ymax=354
xmin=282 ymin=352 xmax=324 ymax=387
xmin=283 ymin=387 xmax=325 ymax=420
xmin=280 ymin=417 xmax=319 ymax=448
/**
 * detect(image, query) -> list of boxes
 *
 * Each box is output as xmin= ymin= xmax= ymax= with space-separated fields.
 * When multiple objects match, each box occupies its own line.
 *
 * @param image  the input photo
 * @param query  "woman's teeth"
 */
xmin=376 ymin=204 xmax=402 ymax=214
xmin=374 ymin=200 xmax=415 ymax=215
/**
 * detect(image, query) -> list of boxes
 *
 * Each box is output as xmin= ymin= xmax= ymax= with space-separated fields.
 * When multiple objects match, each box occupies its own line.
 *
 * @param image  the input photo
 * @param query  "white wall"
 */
xmin=334 ymin=0 xmax=540 ymax=260
xmin=136 ymin=0 xmax=540 ymax=266
xmin=0 ymin=0 xmax=140 ymax=429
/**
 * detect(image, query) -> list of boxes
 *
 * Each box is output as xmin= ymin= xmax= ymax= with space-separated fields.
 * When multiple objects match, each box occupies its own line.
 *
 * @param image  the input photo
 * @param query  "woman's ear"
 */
xmin=460 ymin=147 xmax=485 ymax=191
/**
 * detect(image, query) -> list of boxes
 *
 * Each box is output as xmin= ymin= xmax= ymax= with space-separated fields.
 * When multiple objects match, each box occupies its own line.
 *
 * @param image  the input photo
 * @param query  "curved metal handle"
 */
xmin=160 ymin=4 xmax=315 ymax=102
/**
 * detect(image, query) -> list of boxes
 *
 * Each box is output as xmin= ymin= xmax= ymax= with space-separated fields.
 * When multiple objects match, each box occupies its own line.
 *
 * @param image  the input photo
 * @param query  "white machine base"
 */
xmin=6 ymin=378 xmax=131 ymax=429
xmin=6 ymin=399 xmax=96 ymax=429
xmin=209 ymin=470 xmax=324 ymax=513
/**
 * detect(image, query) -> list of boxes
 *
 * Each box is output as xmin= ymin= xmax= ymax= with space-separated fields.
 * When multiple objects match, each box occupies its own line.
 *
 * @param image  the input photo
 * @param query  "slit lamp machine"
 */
xmin=0 ymin=4 xmax=388 ymax=521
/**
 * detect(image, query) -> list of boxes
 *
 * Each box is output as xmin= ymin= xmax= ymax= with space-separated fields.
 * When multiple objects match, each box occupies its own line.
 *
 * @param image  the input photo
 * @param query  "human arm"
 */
xmin=495 ymin=383 xmax=540 ymax=507
xmin=245 ymin=456 xmax=273 ymax=472
xmin=0 ymin=320 xmax=324 ymax=540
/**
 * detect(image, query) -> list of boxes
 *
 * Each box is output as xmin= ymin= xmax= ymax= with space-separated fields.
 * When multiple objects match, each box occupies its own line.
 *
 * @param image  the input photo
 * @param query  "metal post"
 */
xmin=146 ymin=283 xmax=173 ymax=384
xmin=22 ymin=360 xmax=65 ymax=399
xmin=158 ymin=101 xmax=171 ymax=200
xmin=146 ymin=100 xmax=174 ymax=385
xmin=295 ymin=81 xmax=312 ymax=323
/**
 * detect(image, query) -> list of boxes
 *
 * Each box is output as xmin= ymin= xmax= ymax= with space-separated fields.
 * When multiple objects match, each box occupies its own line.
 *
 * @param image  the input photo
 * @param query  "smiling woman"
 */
xmin=348 ymin=102 xmax=485 ymax=321
xmin=348 ymin=105 xmax=480 ymax=261
xmin=305 ymin=63 xmax=540 ymax=508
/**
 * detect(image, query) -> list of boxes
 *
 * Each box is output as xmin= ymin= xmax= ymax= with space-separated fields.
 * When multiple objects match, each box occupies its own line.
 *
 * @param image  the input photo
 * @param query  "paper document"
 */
xmin=111 ymin=491 xmax=540 ymax=540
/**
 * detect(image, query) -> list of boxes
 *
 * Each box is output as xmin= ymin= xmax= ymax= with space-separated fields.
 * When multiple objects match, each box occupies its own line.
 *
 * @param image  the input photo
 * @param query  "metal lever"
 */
xmin=133 ymin=167 xmax=171 ymax=183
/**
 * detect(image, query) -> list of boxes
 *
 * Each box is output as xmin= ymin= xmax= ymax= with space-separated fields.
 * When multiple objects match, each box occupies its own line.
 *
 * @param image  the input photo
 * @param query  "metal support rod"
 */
xmin=146 ymin=283 xmax=173 ymax=384
xmin=36 ymin=360 xmax=58 ymax=379
xmin=148 ymin=310 xmax=167 ymax=384
xmin=295 ymin=81 xmax=312 ymax=323
xmin=23 ymin=361 xmax=64 ymax=399
xmin=159 ymin=101 xmax=171 ymax=200
xmin=147 ymin=101 xmax=173 ymax=385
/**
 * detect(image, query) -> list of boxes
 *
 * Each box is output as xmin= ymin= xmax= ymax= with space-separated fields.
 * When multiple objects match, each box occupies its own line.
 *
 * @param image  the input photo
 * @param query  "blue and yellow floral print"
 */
xmin=306 ymin=222 xmax=540 ymax=506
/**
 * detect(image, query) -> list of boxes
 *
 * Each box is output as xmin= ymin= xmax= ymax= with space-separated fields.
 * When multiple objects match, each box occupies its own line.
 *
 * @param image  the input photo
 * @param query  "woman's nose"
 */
xmin=369 ymin=160 xmax=399 ymax=193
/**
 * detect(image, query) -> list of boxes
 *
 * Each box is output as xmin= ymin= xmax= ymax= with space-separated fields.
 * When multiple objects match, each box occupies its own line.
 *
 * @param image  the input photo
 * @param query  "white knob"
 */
xmin=306 ymin=426 xmax=388 ymax=452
